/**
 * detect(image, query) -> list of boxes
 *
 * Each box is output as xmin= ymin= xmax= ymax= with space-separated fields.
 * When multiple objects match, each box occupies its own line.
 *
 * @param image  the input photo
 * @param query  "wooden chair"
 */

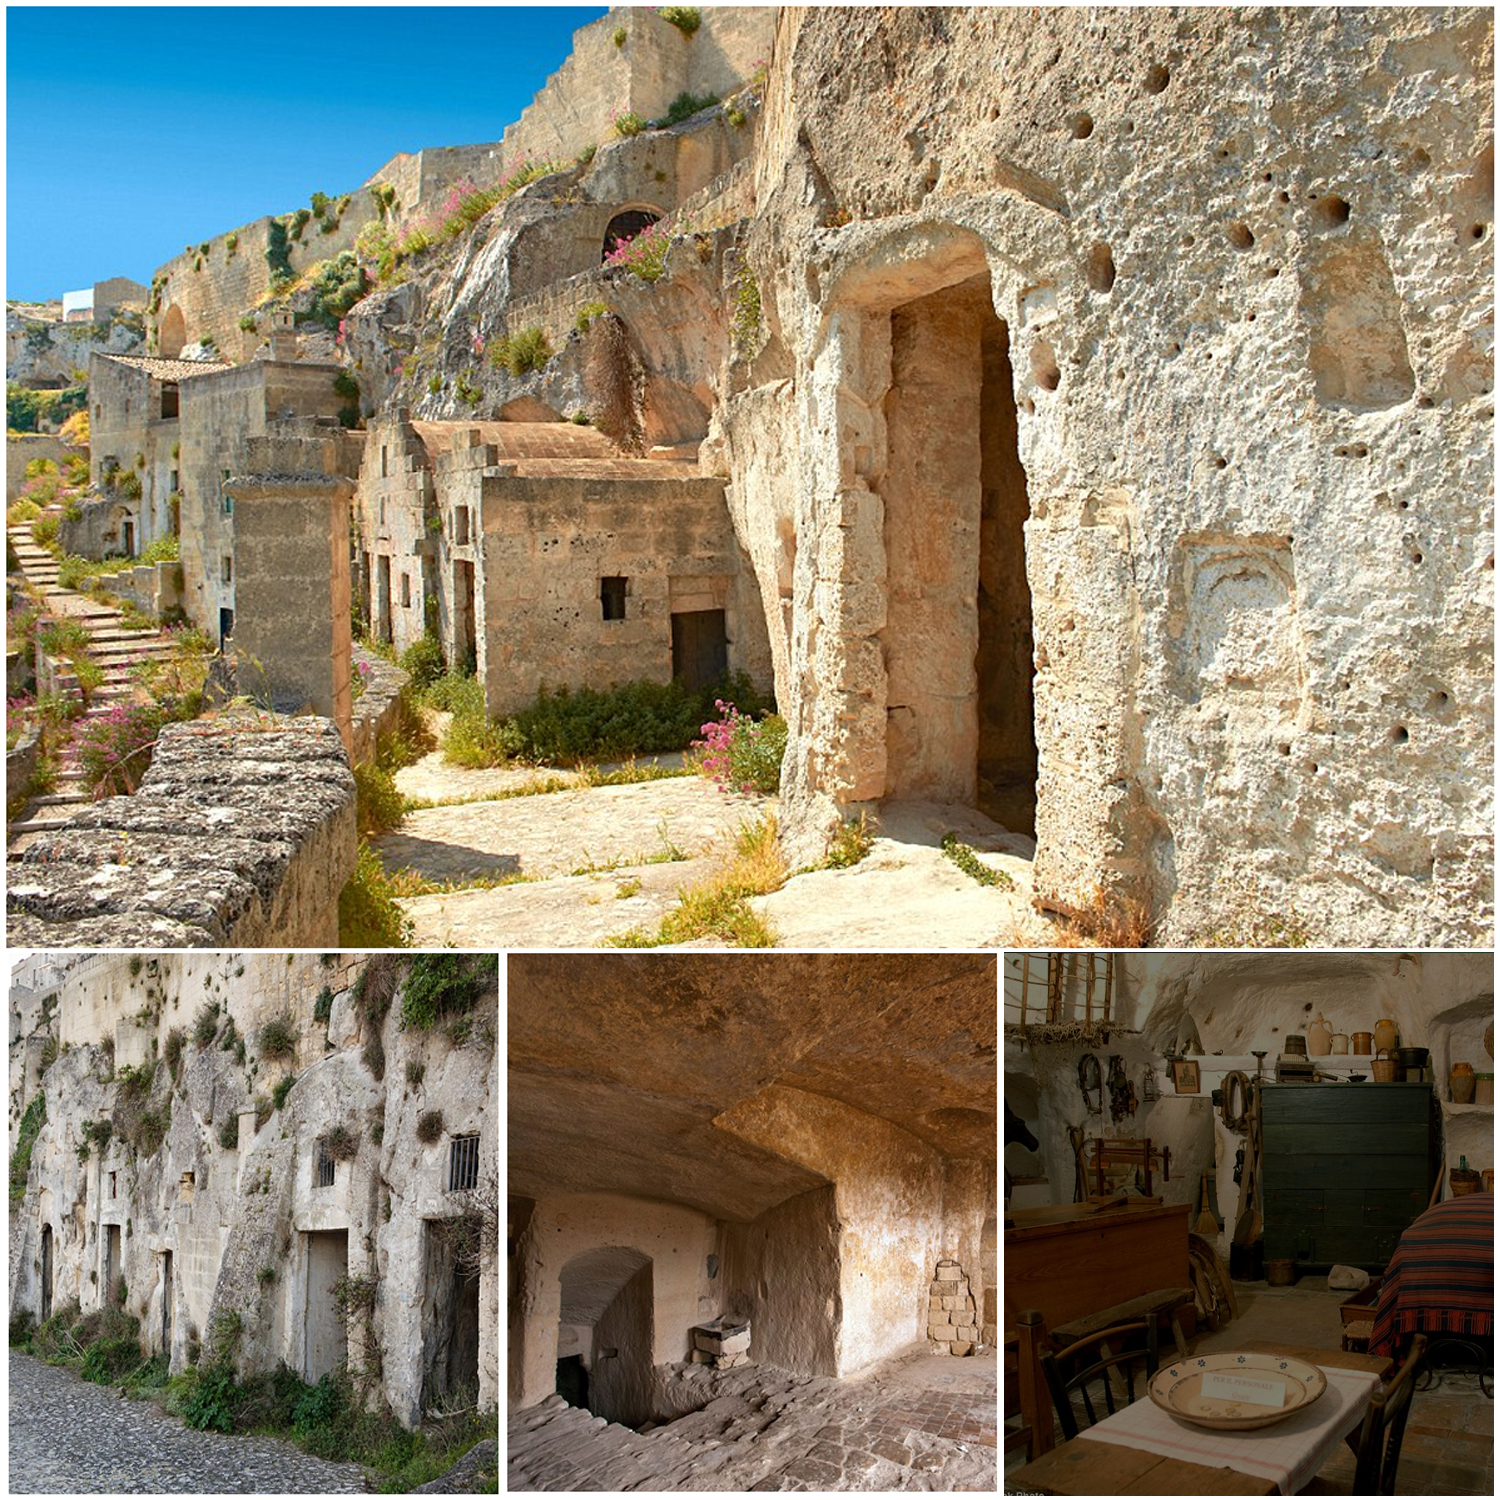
xmin=1351 ymin=1334 xmax=1426 ymax=1495
xmin=1039 ymin=1316 xmax=1159 ymax=1442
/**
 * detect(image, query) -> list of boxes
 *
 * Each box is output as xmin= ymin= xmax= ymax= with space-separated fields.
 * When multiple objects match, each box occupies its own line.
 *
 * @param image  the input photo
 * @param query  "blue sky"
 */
xmin=6 ymin=5 xmax=606 ymax=300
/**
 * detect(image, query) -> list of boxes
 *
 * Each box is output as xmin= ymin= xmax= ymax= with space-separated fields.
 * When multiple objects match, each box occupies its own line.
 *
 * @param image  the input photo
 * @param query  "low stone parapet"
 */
xmin=7 ymin=712 xmax=355 ymax=947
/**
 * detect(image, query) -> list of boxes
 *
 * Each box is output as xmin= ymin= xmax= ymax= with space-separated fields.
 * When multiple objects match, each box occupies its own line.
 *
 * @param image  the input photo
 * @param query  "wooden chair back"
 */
xmin=1039 ymin=1317 xmax=1159 ymax=1442
xmin=1352 ymin=1333 xmax=1426 ymax=1495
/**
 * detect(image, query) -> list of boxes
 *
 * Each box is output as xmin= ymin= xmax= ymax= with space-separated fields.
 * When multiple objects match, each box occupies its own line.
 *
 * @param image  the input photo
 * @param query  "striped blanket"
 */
xmin=1368 ymin=1192 xmax=1494 ymax=1356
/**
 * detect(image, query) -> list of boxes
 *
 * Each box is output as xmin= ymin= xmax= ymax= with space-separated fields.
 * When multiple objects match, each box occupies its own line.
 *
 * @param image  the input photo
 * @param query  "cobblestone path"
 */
xmin=8 ymin=1351 xmax=369 ymax=1493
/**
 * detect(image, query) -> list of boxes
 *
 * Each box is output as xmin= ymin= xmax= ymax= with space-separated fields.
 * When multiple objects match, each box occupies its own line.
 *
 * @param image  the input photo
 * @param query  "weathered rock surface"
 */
xmin=6 ymin=715 xmax=356 ymax=948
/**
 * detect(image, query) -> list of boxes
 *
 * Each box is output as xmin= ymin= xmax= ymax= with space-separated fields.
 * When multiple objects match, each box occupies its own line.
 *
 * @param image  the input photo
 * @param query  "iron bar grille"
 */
xmin=448 ymin=1133 xmax=479 ymax=1191
xmin=317 ymin=1143 xmax=335 ymax=1188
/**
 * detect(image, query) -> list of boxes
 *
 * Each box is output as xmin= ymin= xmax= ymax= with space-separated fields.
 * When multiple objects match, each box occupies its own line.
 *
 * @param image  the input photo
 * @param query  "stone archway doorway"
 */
xmin=557 ymin=1245 xmax=654 ymax=1426
xmin=880 ymin=270 xmax=1037 ymax=834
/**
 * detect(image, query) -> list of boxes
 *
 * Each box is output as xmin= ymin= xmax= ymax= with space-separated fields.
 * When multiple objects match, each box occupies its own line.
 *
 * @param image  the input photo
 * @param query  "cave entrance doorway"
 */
xmin=880 ymin=270 xmax=1036 ymax=833
xmin=376 ymin=554 xmax=393 ymax=645
xmin=160 ymin=1251 xmax=174 ymax=1354
xmin=123 ymin=519 xmax=136 ymax=556
xmin=40 ymin=1225 xmax=52 ymax=1320
xmin=602 ymin=210 xmax=661 ymax=262
xmin=103 ymin=1224 xmax=121 ymax=1302
xmin=557 ymin=1246 xmax=654 ymax=1426
xmin=423 ymin=1219 xmax=481 ymax=1409
xmin=453 ymin=560 xmax=477 ymax=676
xmin=303 ymin=1230 xmax=348 ymax=1384
xmin=556 ymin=1353 xmax=589 ymax=1408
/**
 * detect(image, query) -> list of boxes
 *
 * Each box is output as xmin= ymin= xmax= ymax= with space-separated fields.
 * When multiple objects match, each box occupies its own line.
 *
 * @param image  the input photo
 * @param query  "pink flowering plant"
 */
xmin=693 ymin=700 xmax=787 ymax=795
xmin=603 ymin=218 xmax=680 ymax=283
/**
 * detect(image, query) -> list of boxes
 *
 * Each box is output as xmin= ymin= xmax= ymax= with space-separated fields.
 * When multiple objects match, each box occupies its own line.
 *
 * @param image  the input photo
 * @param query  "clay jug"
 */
xmin=1374 ymin=1017 xmax=1398 ymax=1053
xmin=1451 ymin=1062 xmax=1475 ymax=1104
xmin=1308 ymin=1014 xmax=1332 ymax=1057
xmin=1351 ymin=1032 xmax=1373 ymax=1055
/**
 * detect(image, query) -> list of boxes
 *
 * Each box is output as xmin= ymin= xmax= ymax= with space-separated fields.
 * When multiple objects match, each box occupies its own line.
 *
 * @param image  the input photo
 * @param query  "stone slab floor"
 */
xmin=1004 ymin=1278 xmax=1492 ymax=1495
xmin=510 ymin=1344 xmax=997 ymax=1491
xmin=8 ymin=1350 xmax=369 ymax=1492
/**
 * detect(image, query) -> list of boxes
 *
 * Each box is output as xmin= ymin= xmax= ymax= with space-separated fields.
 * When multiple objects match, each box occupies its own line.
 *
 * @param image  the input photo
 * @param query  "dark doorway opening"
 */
xmin=40 ymin=1224 xmax=53 ymax=1320
xmin=671 ymin=609 xmax=728 ymax=692
xmin=556 ymin=1353 xmax=589 ymax=1409
xmin=376 ymin=555 xmax=393 ymax=644
xmin=453 ymin=561 xmax=477 ymax=675
xmin=304 ymin=1229 xmax=348 ymax=1383
xmin=218 ymin=607 xmax=234 ymax=646
xmin=123 ymin=520 xmax=136 ymax=556
xmin=881 ymin=271 xmax=1036 ymax=829
xmin=602 ymin=210 xmax=660 ymax=261
xmin=424 ymin=1220 xmax=481 ymax=1409
xmin=160 ymin=1251 xmax=174 ymax=1354
xmin=104 ymin=1224 xmax=121 ymax=1302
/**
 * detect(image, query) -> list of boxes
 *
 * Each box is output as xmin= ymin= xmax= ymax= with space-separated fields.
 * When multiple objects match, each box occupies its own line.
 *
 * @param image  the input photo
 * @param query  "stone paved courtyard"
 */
xmin=508 ymin=1344 xmax=997 ymax=1492
xmin=8 ymin=1351 xmax=369 ymax=1493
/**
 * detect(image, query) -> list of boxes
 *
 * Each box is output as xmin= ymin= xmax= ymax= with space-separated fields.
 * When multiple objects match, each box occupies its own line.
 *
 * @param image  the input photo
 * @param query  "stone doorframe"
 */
xmin=777 ymin=217 xmax=1148 ymax=918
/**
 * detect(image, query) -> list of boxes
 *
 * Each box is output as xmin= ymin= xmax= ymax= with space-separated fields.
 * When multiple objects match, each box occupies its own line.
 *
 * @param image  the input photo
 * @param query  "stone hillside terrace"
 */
xmin=411 ymin=419 xmax=701 ymax=479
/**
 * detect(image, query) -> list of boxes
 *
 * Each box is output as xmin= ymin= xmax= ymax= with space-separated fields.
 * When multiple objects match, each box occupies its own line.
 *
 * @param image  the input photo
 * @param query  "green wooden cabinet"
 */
xmin=1259 ymin=1082 xmax=1433 ymax=1270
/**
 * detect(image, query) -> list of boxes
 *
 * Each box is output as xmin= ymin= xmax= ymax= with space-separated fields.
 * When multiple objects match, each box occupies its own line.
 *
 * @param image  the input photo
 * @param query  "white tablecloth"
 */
xmin=1078 ymin=1363 xmax=1380 ymax=1494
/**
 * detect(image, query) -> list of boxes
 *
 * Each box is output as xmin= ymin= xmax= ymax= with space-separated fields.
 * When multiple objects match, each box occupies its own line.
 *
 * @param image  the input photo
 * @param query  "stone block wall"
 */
xmin=927 ymin=1259 xmax=979 ymax=1356
xmin=6 ymin=715 xmax=356 ymax=949
xmin=6 ymin=434 xmax=69 ymax=503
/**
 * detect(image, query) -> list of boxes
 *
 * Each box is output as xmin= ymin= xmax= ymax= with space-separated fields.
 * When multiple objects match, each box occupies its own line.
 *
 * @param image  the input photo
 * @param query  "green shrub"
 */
xmin=332 ymin=369 xmax=360 ymax=401
xmin=10 ymin=1092 xmax=45 ymax=1204
xmin=182 ymin=1363 xmax=239 ymax=1432
xmin=265 ymin=217 xmax=294 ymax=288
xmin=659 ymin=5 xmax=701 ymax=35
xmin=575 ymin=300 xmax=609 ymax=333
xmin=405 ymin=1061 xmax=425 ymax=1089
xmin=271 ymin=1073 xmax=296 ymax=1110
xmin=613 ymin=110 xmax=647 ymax=138
xmin=10 ymin=1310 xmax=36 ymax=1347
xmin=416 ymin=1109 xmax=444 ymax=1144
xmin=82 ymin=1327 xmax=143 ymax=1385
xmin=354 ymin=760 xmax=404 ymax=835
xmin=297 ymin=252 xmax=367 ymax=330
xmin=163 ymin=1027 xmax=186 ymax=1077
xmin=294 ymin=1370 xmax=345 ymax=1437
xmin=400 ymin=954 xmax=497 ymax=1031
xmin=613 ymin=24 xmax=627 ymax=46
xmin=30 ymin=514 xmax=60 ymax=548
xmin=659 ymin=91 xmax=718 ymax=126
xmin=193 ymin=1005 xmax=220 ymax=1047
xmin=339 ymin=841 xmax=411 ymax=948
xmin=454 ymin=371 xmax=483 ymax=406
xmin=314 ymin=986 xmax=335 ymax=1024
xmin=398 ymin=633 xmax=444 ymax=688
xmin=258 ymin=1016 xmax=296 ymax=1060
xmin=115 ymin=1062 xmax=154 ymax=1101
xmin=487 ymin=326 xmax=552 ymax=376
xmin=218 ymin=1115 xmax=240 ymax=1149
xmin=325 ymin=1123 xmax=359 ymax=1161
xmin=939 ymin=832 xmax=1014 ymax=889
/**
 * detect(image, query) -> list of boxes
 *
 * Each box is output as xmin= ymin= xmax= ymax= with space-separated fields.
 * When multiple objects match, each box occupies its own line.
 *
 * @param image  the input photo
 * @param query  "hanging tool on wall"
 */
xmin=1142 ymin=1061 xmax=1161 ymax=1102
xmin=1077 ymin=1054 xmax=1103 ymax=1114
xmin=1068 ymin=1124 xmax=1088 ymax=1203
xmin=1221 ymin=1070 xmax=1251 ymax=1133
xmin=1106 ymin=1055 xmax=1137 ymax=1122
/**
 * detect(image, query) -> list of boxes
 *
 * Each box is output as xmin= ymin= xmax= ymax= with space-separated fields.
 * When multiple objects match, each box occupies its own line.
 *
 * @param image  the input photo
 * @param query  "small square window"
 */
xmin=448 ymin=1134 xmax=479 ymax=1192
xmin=400 ymin=573 xmax=411 ymax=608
xmin=601 ymin=576 xmax=627 ymax=621
xmin=454 ymin=507 xmax=471 ymax=546
xmin=380 ymin=445 xmax=389 ymax=480
xmin=221 ymin=555 xmax=233 ymax=585
xmin=379 ymin=496 xmax=386 ymax=526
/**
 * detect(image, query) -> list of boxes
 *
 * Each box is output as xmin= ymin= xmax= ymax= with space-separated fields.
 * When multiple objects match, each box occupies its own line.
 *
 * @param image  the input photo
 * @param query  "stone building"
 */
xmin=9 ymin=951 xmax=499 ymax=1428
xmin=354 ymin=412 xmax=772 ymax=711
xmin=508 ymin=952 xmax=996 ymax=1487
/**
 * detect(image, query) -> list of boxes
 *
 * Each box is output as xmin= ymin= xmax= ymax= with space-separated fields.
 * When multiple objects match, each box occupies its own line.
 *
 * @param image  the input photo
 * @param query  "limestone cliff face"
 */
xmin=9 ymin=953 xmax=499 ymax=1427
xmin=726 ymin=5 xmax=1493 ymax=944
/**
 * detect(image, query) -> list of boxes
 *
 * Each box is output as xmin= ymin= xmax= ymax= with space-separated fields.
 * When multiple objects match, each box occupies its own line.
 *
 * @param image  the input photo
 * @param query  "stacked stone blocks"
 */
xmin=928 ymin=1259 xmax=979 ymax=1356
xmin=690 ymin=1316 xmax=751 ymax=1370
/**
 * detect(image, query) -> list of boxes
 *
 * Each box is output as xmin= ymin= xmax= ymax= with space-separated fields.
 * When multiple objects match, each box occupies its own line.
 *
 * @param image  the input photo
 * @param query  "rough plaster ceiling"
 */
xmin=558 ymin=1245 xmax=652 ymax=1327
xmin=508 ymin=954 xmax=997 ymax=1221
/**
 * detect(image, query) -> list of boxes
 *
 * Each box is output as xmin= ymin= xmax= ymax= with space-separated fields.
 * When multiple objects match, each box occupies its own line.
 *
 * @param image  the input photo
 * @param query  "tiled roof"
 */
xmin=97 ymin=353 xmax=232 ymax=381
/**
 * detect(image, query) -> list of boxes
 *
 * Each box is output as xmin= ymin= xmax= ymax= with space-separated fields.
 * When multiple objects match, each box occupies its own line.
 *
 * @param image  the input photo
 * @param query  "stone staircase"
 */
xmin=8 ymin=514 xmax=182 ymax=846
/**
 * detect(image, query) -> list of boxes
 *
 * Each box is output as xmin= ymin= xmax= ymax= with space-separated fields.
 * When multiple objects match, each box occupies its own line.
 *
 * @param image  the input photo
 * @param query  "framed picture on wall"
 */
xmin=1171 ymin=1058 xmax=1200 ymax=1094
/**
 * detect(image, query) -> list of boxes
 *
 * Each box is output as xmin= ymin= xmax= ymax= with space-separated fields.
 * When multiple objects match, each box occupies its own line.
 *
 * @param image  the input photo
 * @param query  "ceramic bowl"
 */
xmin=1347 ymin=1074 xmax=1366 ymax=1082
xmin=1148 ymin=1352 xmax=1328 ymax=1431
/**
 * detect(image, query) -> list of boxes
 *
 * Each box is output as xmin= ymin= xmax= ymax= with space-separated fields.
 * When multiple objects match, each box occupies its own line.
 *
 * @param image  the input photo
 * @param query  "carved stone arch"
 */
xmin=601 ymin=206 xmax=664 ymax=261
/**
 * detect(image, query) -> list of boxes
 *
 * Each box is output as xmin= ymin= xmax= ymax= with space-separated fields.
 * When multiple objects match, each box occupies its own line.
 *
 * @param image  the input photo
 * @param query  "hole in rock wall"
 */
xmin=104 ymin=1224 xmax=121 ymax=1300
xmin=602 ymin=209 xmax=661 ymax=262
xmin=1143 ymin=62 xmax=1171 ymax=95
xmin=160 ymin=1250 xmax=174 ymax=1354
xmin=1301 ymin=237 xmax=1416 ymax=410
xmin=1085 ymin=241 xmax=1116 ymax=293
xmin=879 ymin=271 xmax=1037 ymax=830
xmin=40 ymin=1225 xmax=53 ymax=1320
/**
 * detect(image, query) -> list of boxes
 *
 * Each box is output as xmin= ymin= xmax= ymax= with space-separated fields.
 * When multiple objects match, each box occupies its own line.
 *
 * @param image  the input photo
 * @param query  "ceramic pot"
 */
xmin=1308 ymin=1015 xmax=1332 ymax=1057
xmin=1451 ymin=1062 xmax=1476 ymax=1104
xmin=1351 ymin=1032 xmax=1373 ymax=1055
xmin=1374 ymin=1018 xmax=1399 ymax=1053
xmin=1331 ymin=1033 xmax=1349 ymax=1055
xmin=1475 ymin=1073 xmax=1493 ymax=1108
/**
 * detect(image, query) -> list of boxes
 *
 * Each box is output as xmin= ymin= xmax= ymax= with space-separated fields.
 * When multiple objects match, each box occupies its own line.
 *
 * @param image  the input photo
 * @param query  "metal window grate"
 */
xmin=317 ymin=1143 xmax=335 ymax=1188
xmin=448 ymin=1134 xmax=479 ymax=1192
xmin=1004 ymin=952 xmax=1113 ymax=1027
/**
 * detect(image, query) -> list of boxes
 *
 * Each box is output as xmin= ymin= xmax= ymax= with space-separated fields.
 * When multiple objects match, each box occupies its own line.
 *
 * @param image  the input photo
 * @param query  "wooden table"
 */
xmin=1007 ymin=1344 xmax=1392 ymax=1495
xmin=1008 ymin=1201 xmax=1191 ymax=1451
